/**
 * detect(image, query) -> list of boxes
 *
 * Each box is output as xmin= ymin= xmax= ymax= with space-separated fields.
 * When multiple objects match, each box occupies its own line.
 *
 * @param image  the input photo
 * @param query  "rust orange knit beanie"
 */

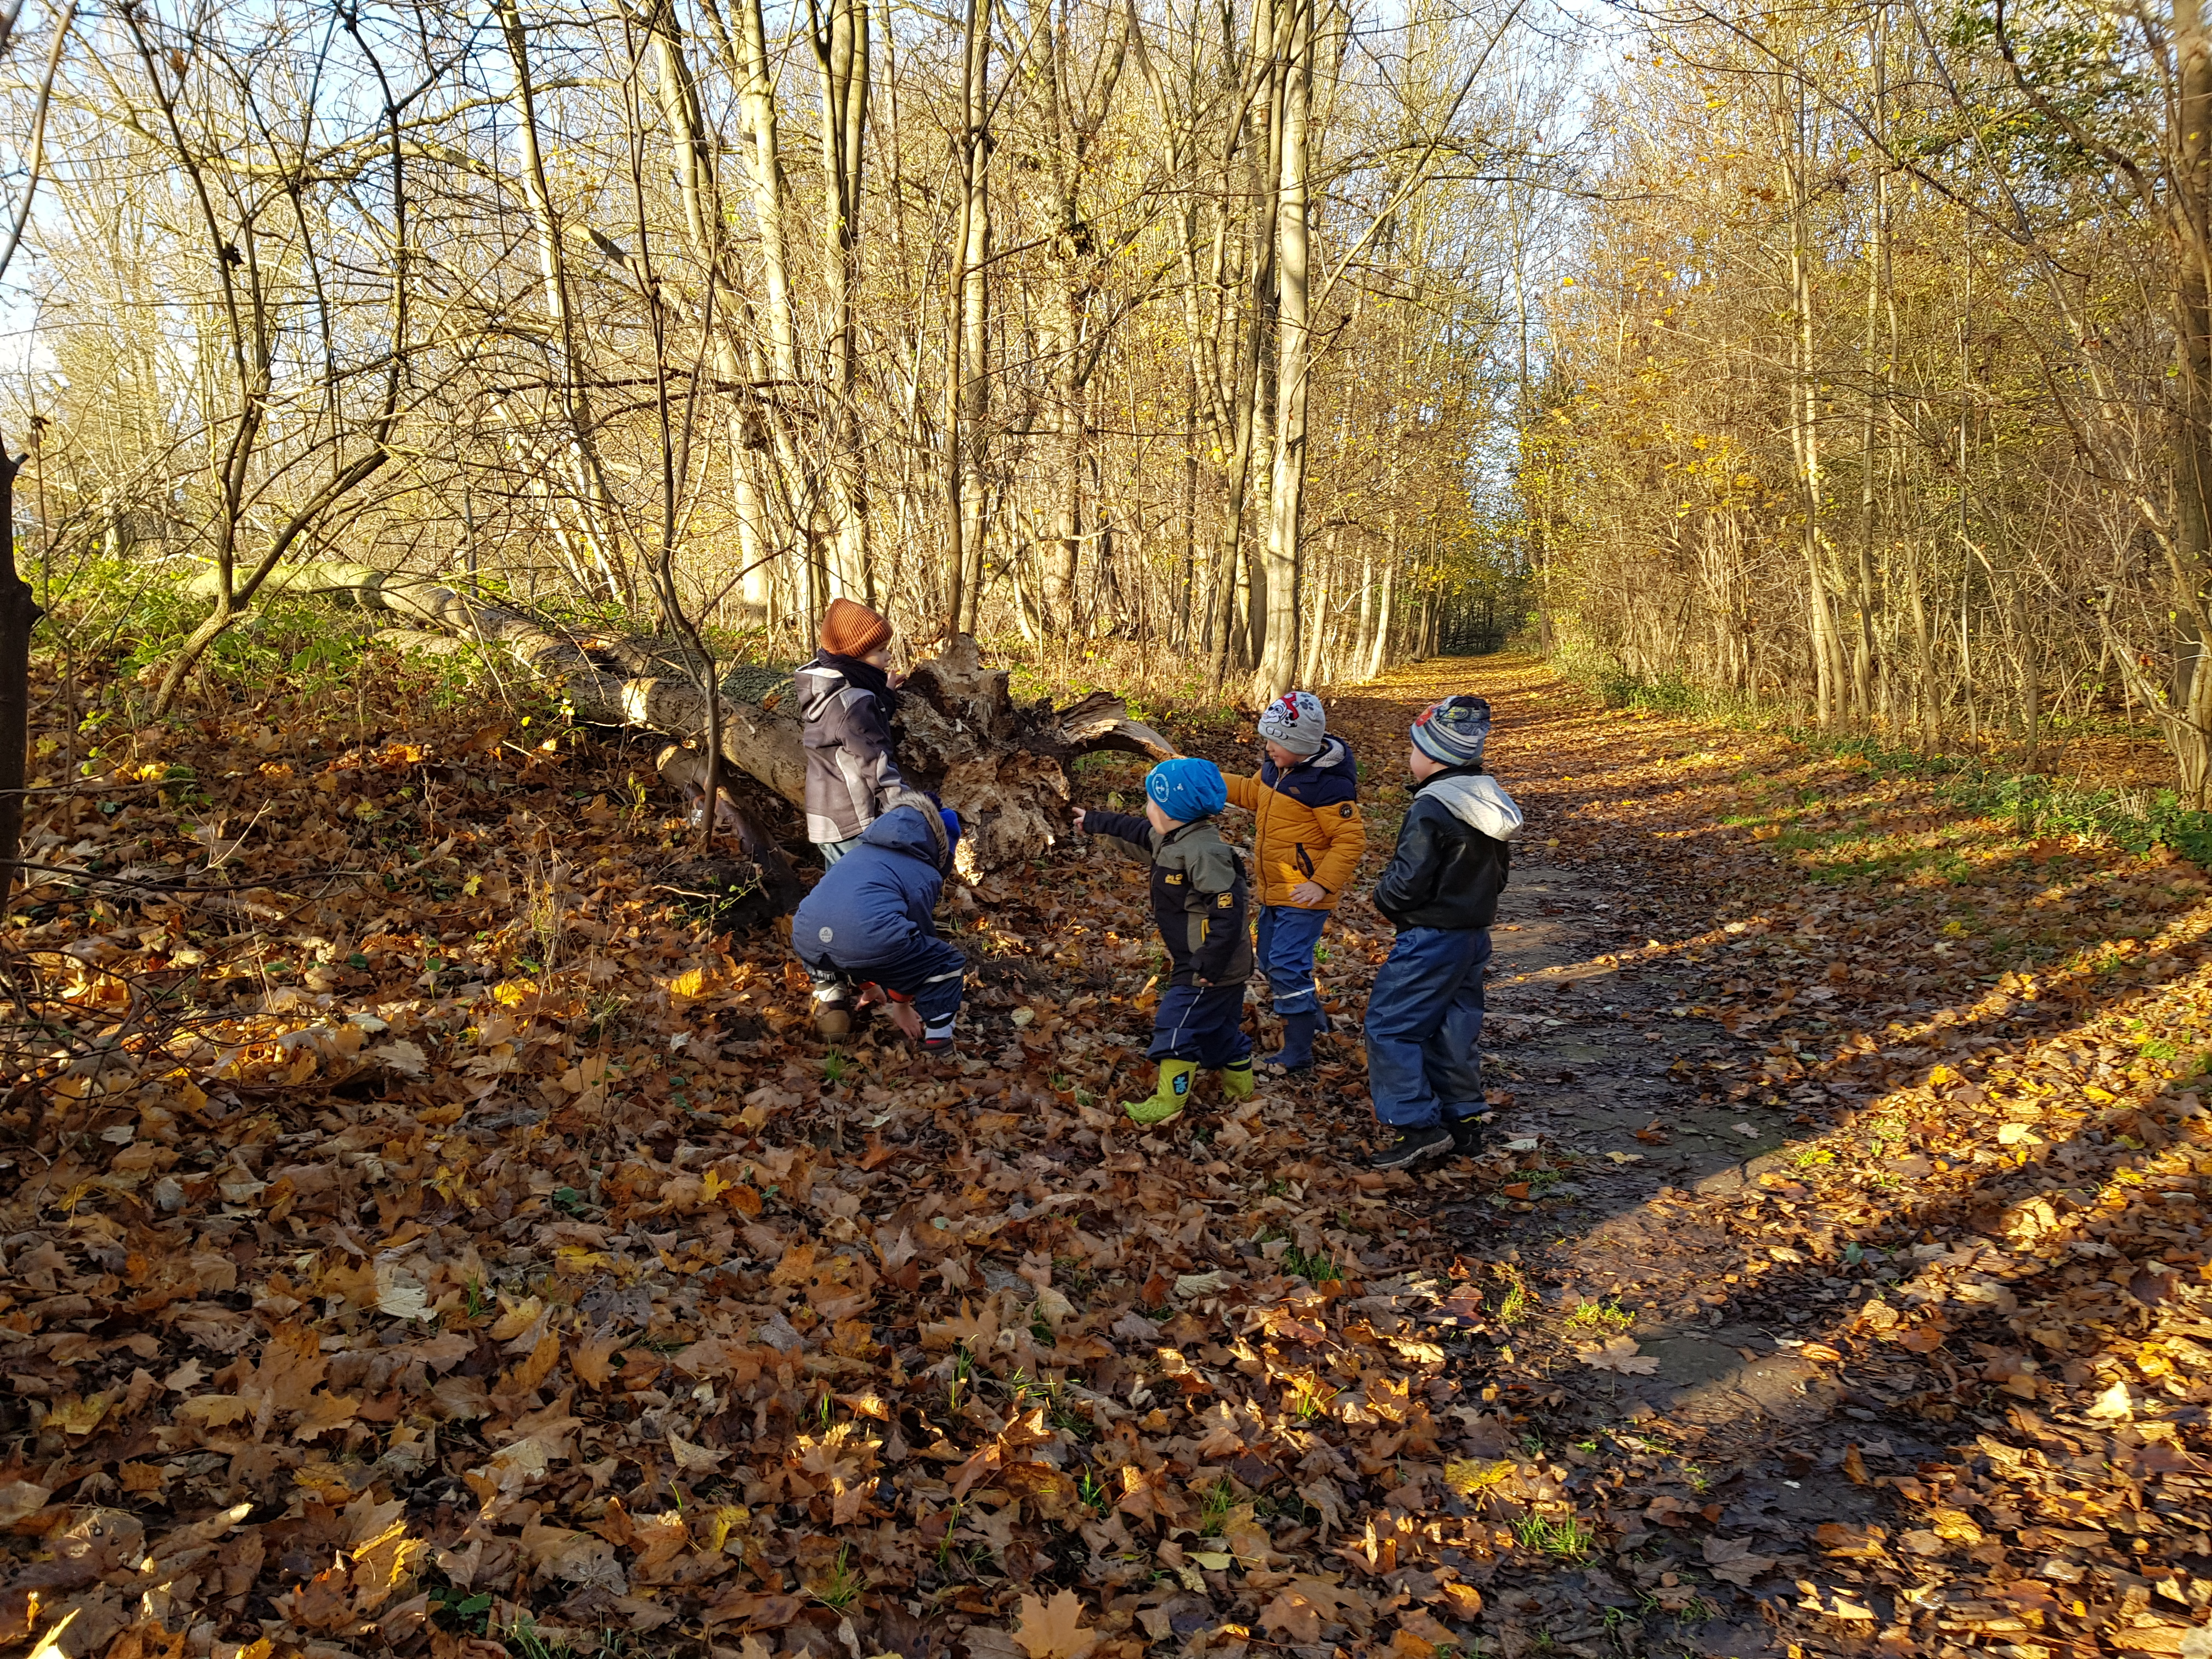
xmin=820 ymin=597 xmax=892 ymax=659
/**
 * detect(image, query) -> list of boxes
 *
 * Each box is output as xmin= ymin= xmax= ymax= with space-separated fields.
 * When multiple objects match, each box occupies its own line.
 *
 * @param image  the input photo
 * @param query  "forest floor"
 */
xmin=4 ymin=650 xmax=2211 ymax=1659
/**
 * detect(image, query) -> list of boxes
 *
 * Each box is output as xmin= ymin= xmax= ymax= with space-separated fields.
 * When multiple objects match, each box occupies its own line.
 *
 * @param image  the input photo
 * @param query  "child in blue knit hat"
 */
xmin=1073 ymin=757 xmax=1255 ymax=1124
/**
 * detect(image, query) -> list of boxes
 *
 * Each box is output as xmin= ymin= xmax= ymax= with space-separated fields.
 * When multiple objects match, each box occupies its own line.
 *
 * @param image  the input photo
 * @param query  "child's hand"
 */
xmin=1290 ymin=881 xmax=1327 ymax=906
xmin=1070 ymin=808 xmax=1087 ymax=833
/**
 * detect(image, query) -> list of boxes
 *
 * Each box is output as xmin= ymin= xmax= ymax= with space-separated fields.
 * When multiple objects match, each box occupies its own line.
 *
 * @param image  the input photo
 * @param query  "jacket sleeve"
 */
xmin=1223 ymin=772 xmax=1263 ymax=814
xmin=1083 ymin=809 xmax=1155 ymax=862
xmin=834 ymin=689 xmax=905 ymax=814
xmin=1183 ymin=842 xmax=1245 ymax=981
xmin=1309 ymin=800 xmax=1367 ymax=896
xmin=1373 ymin=801 xmax=1444 ymax=926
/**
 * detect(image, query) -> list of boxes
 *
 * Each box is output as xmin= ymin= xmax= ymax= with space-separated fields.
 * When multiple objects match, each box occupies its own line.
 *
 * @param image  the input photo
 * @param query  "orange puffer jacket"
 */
xmin=1223 ymin=736 xmax=1365 ymax=909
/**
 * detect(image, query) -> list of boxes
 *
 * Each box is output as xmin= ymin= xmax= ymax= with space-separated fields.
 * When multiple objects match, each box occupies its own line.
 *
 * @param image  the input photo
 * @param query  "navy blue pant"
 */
xmin=805 ymin=933 xmax=967 ymax=1024
xmin=1147 ymin=980 xmax=1251 ymax=1068
xmin=1363 ymin=927 xmax=1489 ymax=1129
xmin=1255 ymin=904 xmax=1329 ymax=1016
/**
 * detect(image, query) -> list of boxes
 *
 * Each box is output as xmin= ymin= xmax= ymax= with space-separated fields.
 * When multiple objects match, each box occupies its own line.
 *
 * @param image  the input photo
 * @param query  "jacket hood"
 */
xmin=793 ymin=658 xmax=846 ymax=722
xmin=1421 ymin=771 xmax=1523 ymax=843
xmin=860 ymin=790 xmax=952 ymax=869
xmin=1304 ymin=735 xmax=1355 ymax=777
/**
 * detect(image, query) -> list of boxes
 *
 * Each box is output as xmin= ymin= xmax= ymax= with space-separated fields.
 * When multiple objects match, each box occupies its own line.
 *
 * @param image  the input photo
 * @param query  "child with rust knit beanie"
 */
xmin=793 ymin=599 xmax=907 ymax=1036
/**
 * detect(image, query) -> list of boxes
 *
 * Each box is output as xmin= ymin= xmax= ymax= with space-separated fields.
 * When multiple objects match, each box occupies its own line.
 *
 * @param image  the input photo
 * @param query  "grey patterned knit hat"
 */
xmin=1257 ymin=690 xmax=1327 ymax=758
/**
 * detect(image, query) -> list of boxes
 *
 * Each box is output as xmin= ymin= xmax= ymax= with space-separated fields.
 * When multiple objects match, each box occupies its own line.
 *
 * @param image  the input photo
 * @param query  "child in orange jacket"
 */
xmin=1224 ymin=691 xmax=1365 ymax=1071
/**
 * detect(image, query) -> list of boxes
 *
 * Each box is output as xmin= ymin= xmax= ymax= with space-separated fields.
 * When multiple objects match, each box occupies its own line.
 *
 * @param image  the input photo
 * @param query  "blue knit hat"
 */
xmin=1410 ymin=696 xmax=1492 ymax=767
xmin=940 ymin=809 xmax=962 ymax=870
xmin=1144 ymin=757 xmax=1227 ymax=822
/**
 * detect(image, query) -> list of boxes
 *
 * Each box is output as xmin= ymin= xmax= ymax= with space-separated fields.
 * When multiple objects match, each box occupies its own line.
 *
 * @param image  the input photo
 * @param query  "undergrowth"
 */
xmin=1551 ymin=644 xmax=2212 ymax=865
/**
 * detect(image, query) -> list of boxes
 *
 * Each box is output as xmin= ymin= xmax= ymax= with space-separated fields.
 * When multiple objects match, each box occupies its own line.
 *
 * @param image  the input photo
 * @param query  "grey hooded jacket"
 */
xmin=795 ymin=655 xmax=906 ymax=843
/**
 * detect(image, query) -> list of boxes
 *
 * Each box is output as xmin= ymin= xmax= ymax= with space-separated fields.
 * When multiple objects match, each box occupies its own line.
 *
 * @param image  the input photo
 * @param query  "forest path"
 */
xmin=1265 ymin=655 xmax=2212 ymax=1658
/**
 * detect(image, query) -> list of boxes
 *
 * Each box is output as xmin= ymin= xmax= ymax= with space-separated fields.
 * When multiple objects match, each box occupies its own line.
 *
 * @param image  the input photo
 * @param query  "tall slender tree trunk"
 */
xmin=1780 ymin=71 xmax=1836 ymax=725
xmin=2173 ymin=0 xmax=2212 ymax=802
xmin=1209 ymin=0 xmax=1282 ymax=689
xmin=944 ymin=0 xmax=992 ymax=637
xmin=1852 ymin=18 xmax=1888 ymax=726
xmin=1252 ymin=0 xmax=1310 ymax=706
xmin=1367 ymin=550 xmax=1396 ymax=679
xmin=648 ymin=2 xmax=770 ymax=633
xmin=1300 ymin=524 xmax=1332 ymax=686
xmin=1178 ymin=361 xmax=1198 ymax=646
xmin=1906 ymin=541 xmax=1942 ymax=747
xmin=814 ymin=0 xmax=871 ymax=601
xmin=498 ymin=0 xmax=624 ymax=607
xmin=705 ymin=0 xmax=810 ymax=618
xmin=0 ymin=447 xmax=35 ymax=910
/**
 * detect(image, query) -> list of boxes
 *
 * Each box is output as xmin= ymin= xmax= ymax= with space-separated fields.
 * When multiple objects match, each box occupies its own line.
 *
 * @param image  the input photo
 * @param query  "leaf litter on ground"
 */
xmin=3 ymin=646 xmax=2210 ymax=1658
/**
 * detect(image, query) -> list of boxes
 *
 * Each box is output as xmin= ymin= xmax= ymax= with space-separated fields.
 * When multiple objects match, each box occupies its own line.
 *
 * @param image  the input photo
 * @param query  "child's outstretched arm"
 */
xmin=1073 ymin=806 xmax=1154 ymax=861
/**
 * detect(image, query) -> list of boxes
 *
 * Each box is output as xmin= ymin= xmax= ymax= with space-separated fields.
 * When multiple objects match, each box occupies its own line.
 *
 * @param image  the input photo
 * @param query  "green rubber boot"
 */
xmin=1125 ymin=1059 xmax=1200 ymax=1126
xmin=1218 ymin=1057 xmax=1256 ymax=1101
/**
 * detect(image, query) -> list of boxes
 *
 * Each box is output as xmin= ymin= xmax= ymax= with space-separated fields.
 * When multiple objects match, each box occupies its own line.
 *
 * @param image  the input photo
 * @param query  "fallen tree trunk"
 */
xmin=178 ymin=563 xmax=1177 ymax=877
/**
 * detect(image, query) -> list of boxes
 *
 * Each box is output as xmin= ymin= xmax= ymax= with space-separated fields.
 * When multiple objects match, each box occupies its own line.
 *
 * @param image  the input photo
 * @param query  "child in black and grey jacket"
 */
xmin=1362 ymin=695 xmax=1522 ymax=1172
xmin=1073 ymin=758 xmax=1256 ymax=1127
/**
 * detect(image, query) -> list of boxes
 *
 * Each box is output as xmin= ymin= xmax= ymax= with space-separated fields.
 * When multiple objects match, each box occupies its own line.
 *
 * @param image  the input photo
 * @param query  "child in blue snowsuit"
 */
xmin=791 ymin=790 xmax=966 ymax=1051
xmin=1073 ymin=758 xmax=1255 ymax=1125
xmin=1363 ymin=696 xmax=1522 ymax=1171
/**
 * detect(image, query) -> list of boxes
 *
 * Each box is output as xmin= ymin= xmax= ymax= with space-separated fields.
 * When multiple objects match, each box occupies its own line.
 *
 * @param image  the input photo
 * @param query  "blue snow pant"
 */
xmin=1363 ymin=926 xmax=1489 ymax=1130
xmin=1255 ymin=904 xmax=1330 ymax=1017
xmin=804 ymin=932 xmax=967 ymax=1024
xmin=1147 ymin=980 xmax=1252 ymax=1069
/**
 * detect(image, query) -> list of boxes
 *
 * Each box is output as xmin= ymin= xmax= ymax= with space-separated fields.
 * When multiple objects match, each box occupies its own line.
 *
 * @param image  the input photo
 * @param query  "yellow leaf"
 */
xmin=27 ymin=1609 xmax=81 ymax=1659
xmin=1012 ymin=1590 xmax=1099 ymax=1659
xmin=177 ymin=1395 xmax=250 ymax=1428
xmin=669 ymin=965 xmax=720 ymax=1001
xmin=1443 ymin=1459 xmax=1514 ymax=1497
xmin=489 ymin=1295 xmax=545 ymax=1341
xmin=703 ymin=1504 xmax=751 ymax=1554
xmin=43 ymin=1394 xmax=111 ymax=1436
xmin=350 ymin=1518 xmax=428 ymax=1610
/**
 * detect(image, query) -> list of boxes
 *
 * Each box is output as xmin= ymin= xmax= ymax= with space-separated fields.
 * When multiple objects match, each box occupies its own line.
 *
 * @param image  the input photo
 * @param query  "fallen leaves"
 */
xmin=17 ymin=647 xmax=2212 ymax=1659
xmin=1575 ymin=1336 xmax=1659 ymax=1374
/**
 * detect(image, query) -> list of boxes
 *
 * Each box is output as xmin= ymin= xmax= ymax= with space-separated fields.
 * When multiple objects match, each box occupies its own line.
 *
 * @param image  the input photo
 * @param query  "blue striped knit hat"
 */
xmin=1410 ymin=696 xmax=1492 ymax=767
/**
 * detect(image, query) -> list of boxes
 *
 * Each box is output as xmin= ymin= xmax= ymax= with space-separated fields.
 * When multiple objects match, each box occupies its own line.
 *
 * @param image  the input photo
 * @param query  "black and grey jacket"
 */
xmin=1086 ymin=811 xmax=1255 ymax=986
xmin=795 ymin=652 xmax=905 ymax=844
xmin=1373 ymin=766 xmax=1523 ymax=931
